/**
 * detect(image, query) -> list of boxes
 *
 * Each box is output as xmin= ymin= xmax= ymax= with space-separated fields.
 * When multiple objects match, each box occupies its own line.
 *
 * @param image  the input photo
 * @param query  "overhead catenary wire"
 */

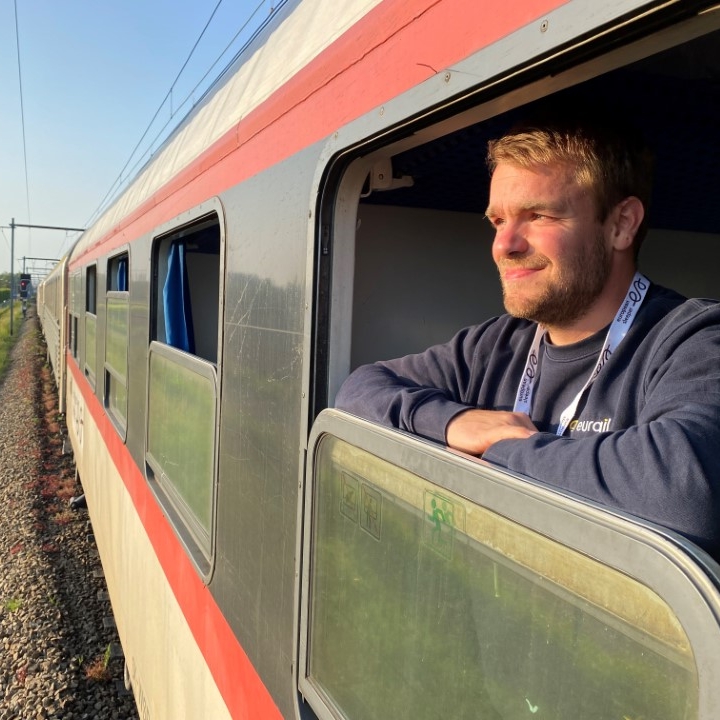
xmin=84 ymin=0 xmax=226 ymax=228
xmin=84 ymin=0 xmax=280 ymax=231
xmin=13 ymin=0 xmax=32 ymax=257
xmin=98 ymin=0 xmax=280 ymax=210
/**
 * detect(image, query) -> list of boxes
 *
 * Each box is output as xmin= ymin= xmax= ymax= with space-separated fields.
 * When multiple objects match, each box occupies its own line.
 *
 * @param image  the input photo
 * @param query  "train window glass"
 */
xmin=85 ymin=265 xmax=97 ymax=384
xmin=105 ymin=252 xmax=129 ymax=436
xmin=69 ymin=271 xmax=81 ymax=364
xmin=70 ymin=271 xmax=81 ymax=314
xmin=311 ymin=19 xmax=720 ymax=720
xmin=302 ymin=430 xmax=698 ymax=720
xmin=71 ymin=315 xmax=78 ymax=360
xmin=146 ymin=211 xmax=222 ymax=567
xmin=105 ymin=297 xmax=129 ymax=433
xmin=86 ymin=314 xmax=97 ymax=384
xmin=146 ymin=342 xmax=217 ymax=555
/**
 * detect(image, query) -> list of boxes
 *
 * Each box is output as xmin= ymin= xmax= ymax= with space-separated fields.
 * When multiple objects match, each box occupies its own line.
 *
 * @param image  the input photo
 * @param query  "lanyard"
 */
xmin=513 ymin=272 xmax=649 ymax=436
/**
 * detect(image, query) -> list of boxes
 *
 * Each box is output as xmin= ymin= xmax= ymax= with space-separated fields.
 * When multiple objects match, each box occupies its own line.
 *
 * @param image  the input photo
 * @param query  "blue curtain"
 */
xmin=163 ymin=241 xmax=195 ymax=353
xmin=117 ymin=257 xmax=128 ymax=291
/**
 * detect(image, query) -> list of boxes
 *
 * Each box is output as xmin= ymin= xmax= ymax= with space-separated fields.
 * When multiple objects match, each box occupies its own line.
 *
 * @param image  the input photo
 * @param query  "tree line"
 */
xmin=1 ymin=273 xmax=14 ymax=302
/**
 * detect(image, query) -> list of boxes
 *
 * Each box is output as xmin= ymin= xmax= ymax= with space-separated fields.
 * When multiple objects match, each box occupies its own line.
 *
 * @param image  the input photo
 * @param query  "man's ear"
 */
xmin=609 ymin=196 xmax=644 ymax=251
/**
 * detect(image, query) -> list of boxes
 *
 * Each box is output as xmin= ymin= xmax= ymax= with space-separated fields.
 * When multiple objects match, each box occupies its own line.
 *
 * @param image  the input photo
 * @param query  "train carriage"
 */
xmin=37 ymin=254 xmax=70 ymax=414
xmin=37 ymin=0 xmax=720 ymax=718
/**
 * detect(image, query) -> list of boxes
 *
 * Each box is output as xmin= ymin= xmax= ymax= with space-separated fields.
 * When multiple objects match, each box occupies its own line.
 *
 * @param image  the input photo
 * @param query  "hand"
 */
xmin=445 ymin=409 xmax=538 ymax=456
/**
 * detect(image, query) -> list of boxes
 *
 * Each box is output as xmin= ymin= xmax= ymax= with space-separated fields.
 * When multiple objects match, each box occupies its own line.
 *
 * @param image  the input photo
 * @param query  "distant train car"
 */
xmin=37 ymin=254 xmax=70 ymax=414
xmin=38 ymin=0 xmax=720 ymax=718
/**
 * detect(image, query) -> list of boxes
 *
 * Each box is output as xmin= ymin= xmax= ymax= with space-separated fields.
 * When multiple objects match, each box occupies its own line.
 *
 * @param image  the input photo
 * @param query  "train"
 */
xmin=36 ymin=0 xmax=720 ymax=718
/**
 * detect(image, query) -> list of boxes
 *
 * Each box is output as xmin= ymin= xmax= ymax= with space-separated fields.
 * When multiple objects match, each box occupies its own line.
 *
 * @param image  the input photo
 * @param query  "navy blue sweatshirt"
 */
xmin=335 ymin=284 xmax=720 ymax=560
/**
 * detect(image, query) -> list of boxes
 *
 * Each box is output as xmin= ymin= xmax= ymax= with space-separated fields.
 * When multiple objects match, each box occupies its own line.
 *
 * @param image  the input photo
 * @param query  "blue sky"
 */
xmin=0 ymin=0 xmax=272 ymax=276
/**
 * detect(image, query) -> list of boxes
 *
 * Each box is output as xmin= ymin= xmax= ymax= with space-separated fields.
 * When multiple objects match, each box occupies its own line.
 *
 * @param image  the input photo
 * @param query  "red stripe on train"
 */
xmin=68 ymin=358 xmax=282 ymax=719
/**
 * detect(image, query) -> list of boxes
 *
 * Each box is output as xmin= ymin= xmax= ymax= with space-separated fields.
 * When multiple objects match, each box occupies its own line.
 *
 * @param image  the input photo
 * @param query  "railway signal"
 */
xmin=19 ymin=273 xmax=31 ymax=298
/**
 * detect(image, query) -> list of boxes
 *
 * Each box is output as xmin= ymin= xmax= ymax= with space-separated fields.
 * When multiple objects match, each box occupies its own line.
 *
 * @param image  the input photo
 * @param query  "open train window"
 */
xmin=146 ymin=206 xmax=223 ymax=574
xmin=323 ymin=22 xmax=720 ymax=403
xmin=104 ymin=250 xmax=130 ymax=437
xmin=151 ymin=213 xmax=221 ymax=363
xmin=85 ymin=264 xmax=96 ymax=313
xmin=305 ymin=13 xmax=720 ymax=720
xmin=107 ymin=251 xmax=129 ymax=292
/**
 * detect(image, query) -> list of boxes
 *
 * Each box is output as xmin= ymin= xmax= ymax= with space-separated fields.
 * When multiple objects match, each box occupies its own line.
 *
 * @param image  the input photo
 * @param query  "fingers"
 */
xmin=445 ymin=409 xmax=538 ymax=456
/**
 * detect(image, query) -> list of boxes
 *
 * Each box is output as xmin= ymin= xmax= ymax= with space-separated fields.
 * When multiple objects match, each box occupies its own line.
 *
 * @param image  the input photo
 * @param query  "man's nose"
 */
xmin=492 ymin=220 xmax=528 ymax=258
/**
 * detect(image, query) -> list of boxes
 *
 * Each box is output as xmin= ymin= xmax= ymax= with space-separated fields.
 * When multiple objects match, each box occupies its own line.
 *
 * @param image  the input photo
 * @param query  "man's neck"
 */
xmin=545 ymin=268 xmax=639 ymax=346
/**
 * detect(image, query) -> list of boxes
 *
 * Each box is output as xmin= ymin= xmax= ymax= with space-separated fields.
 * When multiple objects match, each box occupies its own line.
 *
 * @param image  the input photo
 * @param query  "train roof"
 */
xmin=70 ymin=0 xmax=384 ymax=264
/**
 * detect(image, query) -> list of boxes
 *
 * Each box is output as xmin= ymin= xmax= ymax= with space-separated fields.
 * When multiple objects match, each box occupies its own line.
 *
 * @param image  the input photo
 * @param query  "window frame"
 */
xmin=69 ymin=270 xmax=82 ymax=364
xmin=300 ymin=410 xmax=720 ymax=720
xmin=84 ymin=264 xmax=97 ymax=386
xmin=103 ymin=249 xmax=130 ymax=439
xmin=144 ymin=197 xmax=226 ymax=579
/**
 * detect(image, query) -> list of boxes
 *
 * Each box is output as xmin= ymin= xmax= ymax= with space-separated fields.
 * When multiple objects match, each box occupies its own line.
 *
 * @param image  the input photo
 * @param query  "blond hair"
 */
xmin=487 ymin=112 xmax=654 ymax=253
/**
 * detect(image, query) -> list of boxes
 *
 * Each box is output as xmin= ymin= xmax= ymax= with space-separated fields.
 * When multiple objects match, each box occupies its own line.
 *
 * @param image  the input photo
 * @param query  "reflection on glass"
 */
xmin=105 ymin=297 xmax=128 ymax=425
xmin=105 ymin=298 xmax=128 ymax=379
xmin=85 ymin=313 xmax=96 ymax=380
xmin=308 ymin=436 xmax=697 ymax=720
xmin=107 ymin=374 xmax=127 ymax=427
xmin=147 ymin=348 xmax=215 ymax=541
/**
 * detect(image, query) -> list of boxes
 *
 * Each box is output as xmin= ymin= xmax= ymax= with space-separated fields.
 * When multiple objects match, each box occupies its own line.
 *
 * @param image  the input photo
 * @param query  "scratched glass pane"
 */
xmin=107 ymin=374 xmax=127 ymax=426
xmin=85 ymin=313 xmax=96 ymax=379
xmin=147 ymin=350 xmax=215 ymax=535
xmin=308 ymin=436 xmax=697 ymax=720
xmin=105 ymin=297 xmax=128 ymax=378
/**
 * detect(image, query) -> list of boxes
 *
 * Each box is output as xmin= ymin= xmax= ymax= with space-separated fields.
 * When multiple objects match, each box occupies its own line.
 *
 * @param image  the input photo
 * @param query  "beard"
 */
xmin=498 ymin=230 xmax=611 ymax=327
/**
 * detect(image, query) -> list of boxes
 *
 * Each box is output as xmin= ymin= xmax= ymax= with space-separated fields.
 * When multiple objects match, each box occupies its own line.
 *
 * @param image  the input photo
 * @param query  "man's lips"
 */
xmin=500 ymin=265 xmax=546 ymax=281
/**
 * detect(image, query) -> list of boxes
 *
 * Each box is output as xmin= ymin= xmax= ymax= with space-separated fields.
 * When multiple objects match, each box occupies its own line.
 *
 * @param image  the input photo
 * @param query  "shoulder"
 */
xmin=633 ymin=283 xmax=720 ymax=360
xmin=637 ymin=282 xmax=718 ymax=324
xmin=644 ymin=283 xmax=720 ymax=328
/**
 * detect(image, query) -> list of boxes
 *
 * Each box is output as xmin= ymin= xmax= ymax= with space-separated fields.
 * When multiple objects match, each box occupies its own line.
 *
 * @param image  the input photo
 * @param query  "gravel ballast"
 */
xmin=0 ymin=311 xmax=140 ymax=719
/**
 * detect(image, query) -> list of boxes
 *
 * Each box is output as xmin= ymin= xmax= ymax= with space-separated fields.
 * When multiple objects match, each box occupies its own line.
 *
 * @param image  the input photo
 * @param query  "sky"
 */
xmin=0 ymin=0 xmax=274 ymax=278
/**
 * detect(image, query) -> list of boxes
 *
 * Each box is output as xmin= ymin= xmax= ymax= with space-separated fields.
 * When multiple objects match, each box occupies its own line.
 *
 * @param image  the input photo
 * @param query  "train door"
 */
xmin=300 ymin=3 xmax=720 ymax=719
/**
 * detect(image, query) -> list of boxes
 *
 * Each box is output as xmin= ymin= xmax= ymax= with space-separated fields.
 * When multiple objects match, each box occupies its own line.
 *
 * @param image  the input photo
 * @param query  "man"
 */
xmin=335 ymin=111 xmax=720 ymax=560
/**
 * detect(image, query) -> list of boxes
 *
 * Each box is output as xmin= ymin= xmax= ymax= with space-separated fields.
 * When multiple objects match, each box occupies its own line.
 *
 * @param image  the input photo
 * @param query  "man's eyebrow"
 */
xmin=485 ymin=200 xmax=567 ymax=217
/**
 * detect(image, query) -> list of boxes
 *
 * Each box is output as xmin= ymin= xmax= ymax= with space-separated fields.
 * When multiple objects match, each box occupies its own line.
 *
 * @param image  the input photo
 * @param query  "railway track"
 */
xmin=0 ymin=310 xmax=139 ymax=720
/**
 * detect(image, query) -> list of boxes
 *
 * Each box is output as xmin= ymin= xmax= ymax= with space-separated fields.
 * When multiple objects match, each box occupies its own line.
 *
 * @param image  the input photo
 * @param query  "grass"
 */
xmin=0 ymin=304 xmax=24 ymax=381
xmin=4 ymin=598 xmax=23 ymax=612
xmin=85 ymin=644 xmax=113 ymax=682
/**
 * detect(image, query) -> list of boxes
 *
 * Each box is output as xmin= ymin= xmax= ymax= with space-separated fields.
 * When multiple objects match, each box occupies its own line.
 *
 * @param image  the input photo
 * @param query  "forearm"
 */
xmin=484 ymin=421 xmax=720 ymax=555
xmin=334 ymin=362 xmax=468 ymax=443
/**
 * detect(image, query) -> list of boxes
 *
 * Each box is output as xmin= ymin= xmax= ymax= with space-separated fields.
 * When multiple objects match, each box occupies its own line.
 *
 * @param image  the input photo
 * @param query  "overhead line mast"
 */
xmin=8 ymin=219 xmax=84 ymax=336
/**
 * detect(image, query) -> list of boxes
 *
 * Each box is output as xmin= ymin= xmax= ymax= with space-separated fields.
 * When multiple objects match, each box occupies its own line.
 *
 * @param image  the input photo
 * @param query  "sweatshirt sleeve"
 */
xmin=484 ymin=309 xmax=720 ymax=557
xmin=335 ymin=324 xmax=493 ymax=443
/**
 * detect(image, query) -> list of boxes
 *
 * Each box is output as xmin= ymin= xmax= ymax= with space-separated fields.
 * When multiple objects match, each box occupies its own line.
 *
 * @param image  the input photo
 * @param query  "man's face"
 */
xmin=485 ymin=161 xmax=612 ymax=329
